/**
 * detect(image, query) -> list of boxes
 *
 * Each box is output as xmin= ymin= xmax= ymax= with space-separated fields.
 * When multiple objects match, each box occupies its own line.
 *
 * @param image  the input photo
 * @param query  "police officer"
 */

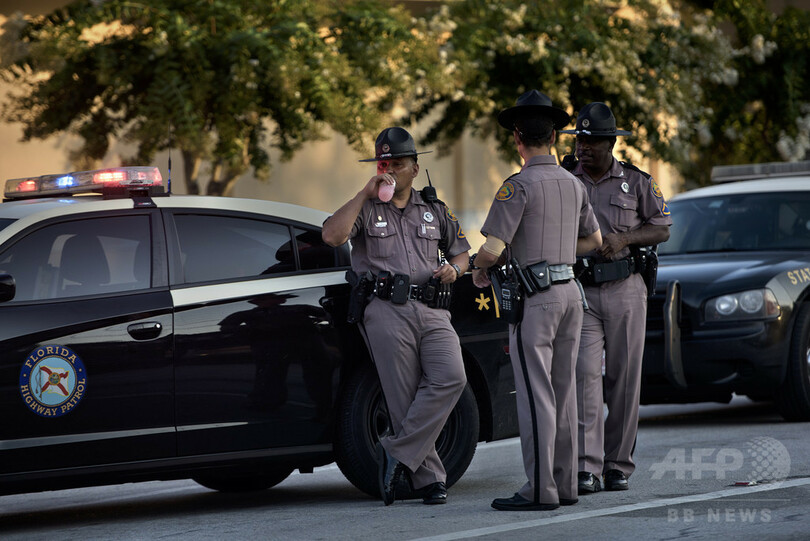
xmin=471 ymin=90 xmax=602 ymax=511
xmin=322 ymin=127 xmax=470 ymax=506
xmin=560 ymin=103 xmax=672 ymax=493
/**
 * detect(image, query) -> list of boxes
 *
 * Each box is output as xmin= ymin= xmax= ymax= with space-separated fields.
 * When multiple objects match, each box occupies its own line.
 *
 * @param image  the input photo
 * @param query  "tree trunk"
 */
xmin=181 ymin=151 xmax=201 ymax=195
xmin=205 ymin=172 xmax=241 ymax=197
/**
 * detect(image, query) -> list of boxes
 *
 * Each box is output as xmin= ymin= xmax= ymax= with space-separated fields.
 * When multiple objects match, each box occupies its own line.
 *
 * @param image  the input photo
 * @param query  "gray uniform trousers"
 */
xmin=576 ymin=273 xmax=647 ymax=476
xmin=361 ymin=297 xmax=466 ymax=489
xmin=512 ymin=280 xmax=582 ymax=504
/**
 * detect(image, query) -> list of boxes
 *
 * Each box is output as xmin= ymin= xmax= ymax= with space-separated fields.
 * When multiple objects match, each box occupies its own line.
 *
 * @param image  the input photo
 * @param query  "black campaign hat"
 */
xmin=497 ymin=90 xmax=571 ymax=131
xmin=358 ymin=127 xmax=433 ymax=162
xmin=560 ymin=102 xmax=631 ymax=136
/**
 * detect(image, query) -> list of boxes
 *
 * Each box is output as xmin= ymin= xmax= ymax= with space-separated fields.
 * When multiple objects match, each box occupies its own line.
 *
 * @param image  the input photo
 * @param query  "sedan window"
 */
xmin=660 ymin=192 xmax=810 ymax=255
xmin=0 ymin=215 xmax=151 ymax=301
xmin=174 ymin=214 xmax=295 ymax=283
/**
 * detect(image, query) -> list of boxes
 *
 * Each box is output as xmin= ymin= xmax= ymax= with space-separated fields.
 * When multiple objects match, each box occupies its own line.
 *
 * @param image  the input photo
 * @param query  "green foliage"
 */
xmin=2 ymin=0 xmax=808 ymax=191
xmin=685 ymin=0 xmax=810 ymax=186
xmin=0 ymin=0 xmax=444 ymax=195
xmin=408 ymin=0 xmax=737 ymax=178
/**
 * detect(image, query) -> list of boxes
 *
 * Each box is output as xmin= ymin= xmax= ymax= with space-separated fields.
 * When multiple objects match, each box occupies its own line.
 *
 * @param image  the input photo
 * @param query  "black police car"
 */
xmin=0 ymin=166 xmax=516 ymax=497
xmin=642 ymin=161 xmax=810 ymax=421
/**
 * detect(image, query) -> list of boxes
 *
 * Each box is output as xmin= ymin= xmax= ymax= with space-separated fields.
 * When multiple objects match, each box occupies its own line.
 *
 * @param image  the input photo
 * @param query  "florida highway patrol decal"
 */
xmin=19 ymin=345 xmax=87 ymax=417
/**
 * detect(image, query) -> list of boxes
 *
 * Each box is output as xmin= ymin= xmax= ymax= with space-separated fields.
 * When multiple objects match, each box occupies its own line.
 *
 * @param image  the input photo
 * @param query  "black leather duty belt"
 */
xmin=516 ymin=261 xmax=575 ymax=297
xmin=575 ymin=256 xmax=638 ymax=286
xmin=371 ymin=271 xmax=452 ymax=308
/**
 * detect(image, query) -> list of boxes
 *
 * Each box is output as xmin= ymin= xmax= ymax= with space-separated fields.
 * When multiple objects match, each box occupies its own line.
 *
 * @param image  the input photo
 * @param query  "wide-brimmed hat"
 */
xmin=497 ymin=90 xmax=571 ymax=131
xmin=559 ymin=102 xmax=631 ymax=137
xmin=359 ymin=127 xmax=433 ymax=162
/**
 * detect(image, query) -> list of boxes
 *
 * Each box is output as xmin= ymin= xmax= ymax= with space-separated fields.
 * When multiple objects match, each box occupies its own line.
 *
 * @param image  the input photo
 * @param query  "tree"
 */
xmin=0 ymin=0 xmax=446 ymax=195
xmin=405 ymin=0 xmax=738 ymax=185
xmin=684 ymin=0 xmax=810 ymax=186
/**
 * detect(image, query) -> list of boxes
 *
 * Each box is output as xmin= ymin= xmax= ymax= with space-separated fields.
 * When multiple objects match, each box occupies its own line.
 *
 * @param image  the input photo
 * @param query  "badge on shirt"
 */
xmin=423 ymin=211 xmax=434 ymax=223
xmin=621 ymin=182 xmax=630 ymax=193
xmin=496 ymin=181 xmax=515 ymax=201
xmin=650 ymin=178 xmax=663 ymax=198
xmin=375 ymin=221 xmax=387 ymax=227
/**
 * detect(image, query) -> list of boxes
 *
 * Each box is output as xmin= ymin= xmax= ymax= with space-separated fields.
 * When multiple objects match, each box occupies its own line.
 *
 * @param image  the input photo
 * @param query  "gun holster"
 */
xmin=346 ymin=270 xmax=374 ymax=324
xmin=632 ymin=245 xmax=659 ymax=298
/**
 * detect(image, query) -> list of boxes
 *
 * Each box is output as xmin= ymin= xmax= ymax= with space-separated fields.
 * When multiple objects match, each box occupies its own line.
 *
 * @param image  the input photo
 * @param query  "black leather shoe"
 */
xmin=421 ymin=482 xmax=447 ymax=505
xmin=491 ymin=493 xmax=560 ymax=511
xmin=376 ymin=443 xmax=403 ymax=505
xmin=560 ymin=498 xmax=578 ymax=506
xmin=578 ymin=471 xmax=602 ymax=494
xmin=604 ymin=469 xmax=629 ymax=491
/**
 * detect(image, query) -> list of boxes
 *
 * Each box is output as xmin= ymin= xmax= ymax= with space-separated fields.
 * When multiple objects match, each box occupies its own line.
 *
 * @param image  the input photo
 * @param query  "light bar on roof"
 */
xmin=4 ymin=166 xmax=163 ymax=199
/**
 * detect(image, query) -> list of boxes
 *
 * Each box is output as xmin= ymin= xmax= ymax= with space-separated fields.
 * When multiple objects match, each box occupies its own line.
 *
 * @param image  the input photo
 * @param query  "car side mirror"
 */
xmin=0 ymin=273 xmax=16 ymax=303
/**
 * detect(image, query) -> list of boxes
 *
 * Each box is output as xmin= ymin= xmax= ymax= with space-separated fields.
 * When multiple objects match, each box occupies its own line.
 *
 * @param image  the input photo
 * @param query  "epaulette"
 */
xmin=619 ymin=160 xmax=651 ymax=179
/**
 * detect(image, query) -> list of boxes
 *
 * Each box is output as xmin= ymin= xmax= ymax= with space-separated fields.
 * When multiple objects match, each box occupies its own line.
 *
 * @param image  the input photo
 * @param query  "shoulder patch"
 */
xmin=662 ymin=201 xmax=671 ymax=216
xmin=650 ymin=178 xmax=663 ymax=198
xmin=446 ymin=207 xmax=458 ymax=222
xmin=496 ymin=181 xmax=515 ymax=201
xmin=457 ymin=227 xmax=466 ymax=239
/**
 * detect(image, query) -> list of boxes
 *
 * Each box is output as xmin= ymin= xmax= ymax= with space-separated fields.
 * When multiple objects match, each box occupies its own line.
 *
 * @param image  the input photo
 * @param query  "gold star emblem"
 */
xmin=475 ymin=293 xmax=491 ymax=311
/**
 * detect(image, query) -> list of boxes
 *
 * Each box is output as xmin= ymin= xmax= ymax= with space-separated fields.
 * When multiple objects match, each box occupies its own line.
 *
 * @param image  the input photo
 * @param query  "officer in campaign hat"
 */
xmin=471 ymin=90 xmax=602 ymax=510
xmin=560 ymin=102 xmax=672 ymax=493
xmin=322 ymin=126 xmax=471 ymax=506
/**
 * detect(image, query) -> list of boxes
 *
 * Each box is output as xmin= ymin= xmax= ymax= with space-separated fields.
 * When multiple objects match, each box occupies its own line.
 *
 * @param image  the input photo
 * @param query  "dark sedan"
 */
xmin=642 ymin=161 xmax=810 ymax=421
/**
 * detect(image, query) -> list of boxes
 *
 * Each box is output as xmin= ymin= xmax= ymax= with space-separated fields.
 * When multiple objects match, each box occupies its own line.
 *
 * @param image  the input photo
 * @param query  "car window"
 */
xmin=659 ymin=192 xmax=810 ymax=255
xmin=174 ymin=214 xmax=296 ymax=283
xmin=0 ymin=215 xmax=151 ymax=301
xmin=294 ymin=227 xmax=342 ymax=270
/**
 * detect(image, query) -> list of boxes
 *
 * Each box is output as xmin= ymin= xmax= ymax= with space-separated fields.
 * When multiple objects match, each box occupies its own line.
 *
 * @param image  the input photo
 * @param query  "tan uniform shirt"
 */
xmin=350 ymin=188 xmax=470 ymax=284
xmin=570 ymin=158 xmax=672 ymax=259
xmin=481 ymin=154 xmax=599 ymax=265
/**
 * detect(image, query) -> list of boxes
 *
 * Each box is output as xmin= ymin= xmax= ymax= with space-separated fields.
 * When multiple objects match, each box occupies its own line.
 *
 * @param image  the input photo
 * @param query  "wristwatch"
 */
xmin=451 ymin=263 xmax=462 ymax=277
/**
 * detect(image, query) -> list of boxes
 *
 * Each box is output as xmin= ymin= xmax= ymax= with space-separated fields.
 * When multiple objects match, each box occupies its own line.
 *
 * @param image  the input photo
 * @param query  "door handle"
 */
xmin=127 ymin=321 xmax=163 ymax=340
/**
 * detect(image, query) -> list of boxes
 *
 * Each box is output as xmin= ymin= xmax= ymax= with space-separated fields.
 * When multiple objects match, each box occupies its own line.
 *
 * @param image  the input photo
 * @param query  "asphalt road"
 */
xmin=2 ymin=396 xmax=808 ymax=540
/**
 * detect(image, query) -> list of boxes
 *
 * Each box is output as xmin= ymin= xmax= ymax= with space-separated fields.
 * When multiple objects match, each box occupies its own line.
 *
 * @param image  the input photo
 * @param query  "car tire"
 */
xmin=334 ymin=364 xmax=479 ymax=499
xmin=193 ymin=465 xmax=294 ymax=492
xmin=776 ymin=303 xmax=810 ymax=421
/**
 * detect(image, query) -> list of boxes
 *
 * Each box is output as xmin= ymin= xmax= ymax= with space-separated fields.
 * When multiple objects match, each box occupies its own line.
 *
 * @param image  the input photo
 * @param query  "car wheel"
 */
xmin=776 ymin=303 xmax=810 ymax=421
xmin=193 ymin=466 xmax=294 ymax=492
xmin=334 ymin=364 xmax=479 ymax=498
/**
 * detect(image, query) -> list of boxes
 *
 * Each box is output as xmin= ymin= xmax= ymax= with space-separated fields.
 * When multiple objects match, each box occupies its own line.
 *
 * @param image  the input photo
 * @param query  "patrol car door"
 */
xmin=167 ymin=211 xmax=348 ymax=456
xmin=0 ymin=211 xmax=175 ymax=476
